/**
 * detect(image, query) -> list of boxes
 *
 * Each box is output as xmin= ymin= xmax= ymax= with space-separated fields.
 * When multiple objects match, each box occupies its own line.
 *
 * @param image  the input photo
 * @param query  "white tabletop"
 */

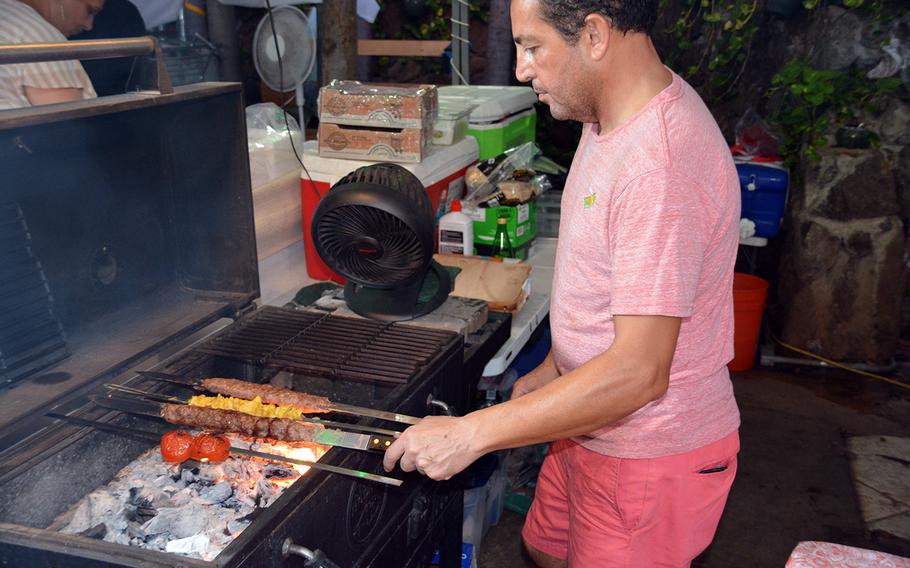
xmin=480 ymin=238 xmax=556 ymax=377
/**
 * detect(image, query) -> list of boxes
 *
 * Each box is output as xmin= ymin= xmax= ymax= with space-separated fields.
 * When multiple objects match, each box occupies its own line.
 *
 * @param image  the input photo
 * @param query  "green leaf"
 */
xmin=806 ymin=93 xmax=826 ymax=106
xmin=876 ymin=77 xmax=902 ymax=91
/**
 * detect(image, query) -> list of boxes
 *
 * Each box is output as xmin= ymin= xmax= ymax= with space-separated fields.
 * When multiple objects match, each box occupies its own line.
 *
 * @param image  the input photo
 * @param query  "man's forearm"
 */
xmin=467 ymin=342 xmax=670 ymax=453
xmin=381 ymin=316 xmax=680 ymax=480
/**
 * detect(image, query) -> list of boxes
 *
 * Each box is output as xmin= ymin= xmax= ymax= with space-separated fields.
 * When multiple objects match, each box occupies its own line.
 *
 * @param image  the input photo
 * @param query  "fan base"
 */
xmin=344 ymin=261 xmax=452 ymax=322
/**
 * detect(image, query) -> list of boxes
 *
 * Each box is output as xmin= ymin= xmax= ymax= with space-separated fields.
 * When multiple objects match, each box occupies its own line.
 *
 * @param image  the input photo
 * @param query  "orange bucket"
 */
xmin=729 ymin=273 xmax=769 ymax=372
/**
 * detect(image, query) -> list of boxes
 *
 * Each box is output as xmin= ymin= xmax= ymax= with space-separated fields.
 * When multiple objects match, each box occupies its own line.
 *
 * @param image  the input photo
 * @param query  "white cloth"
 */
xmin=127 ymin=0 xmax=180 ymax=29
xmin=0 ymin=0 xmax=97 ymax=109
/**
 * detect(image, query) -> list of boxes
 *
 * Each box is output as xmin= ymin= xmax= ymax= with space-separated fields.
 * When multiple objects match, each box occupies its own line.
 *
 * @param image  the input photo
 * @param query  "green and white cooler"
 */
xmin=438 ymin=86 xmax=538 ymax=160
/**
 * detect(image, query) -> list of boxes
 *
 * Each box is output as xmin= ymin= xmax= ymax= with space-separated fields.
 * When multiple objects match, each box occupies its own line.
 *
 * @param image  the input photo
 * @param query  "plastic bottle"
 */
xmin=491 ymin=216 xmax=515 ymax=259
xmin=438 ymin=199 xmax=474 ymax=256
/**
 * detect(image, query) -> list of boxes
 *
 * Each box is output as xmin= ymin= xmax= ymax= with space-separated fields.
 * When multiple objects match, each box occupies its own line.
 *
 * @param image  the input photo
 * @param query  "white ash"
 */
xmin=56 ymin=436 xmax=322 ymax=561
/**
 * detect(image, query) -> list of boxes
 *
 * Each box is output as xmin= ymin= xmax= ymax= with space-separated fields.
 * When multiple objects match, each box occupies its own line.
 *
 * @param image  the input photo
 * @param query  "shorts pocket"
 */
xmin=693 ymin=455 xmax=736 ymax=476
xmin=614 ymin=458 xmax=657 ymax=532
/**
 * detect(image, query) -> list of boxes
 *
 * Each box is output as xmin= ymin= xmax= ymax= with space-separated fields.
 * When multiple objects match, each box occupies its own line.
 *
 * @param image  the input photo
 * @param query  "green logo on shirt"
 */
xmin=583 ymin=192 xmax=597 ymax=209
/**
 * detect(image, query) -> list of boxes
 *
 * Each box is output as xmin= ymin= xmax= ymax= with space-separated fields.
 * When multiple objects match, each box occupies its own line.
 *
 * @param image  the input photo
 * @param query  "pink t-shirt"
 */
xmin=550 ymin=71 xmax=741 ymax=458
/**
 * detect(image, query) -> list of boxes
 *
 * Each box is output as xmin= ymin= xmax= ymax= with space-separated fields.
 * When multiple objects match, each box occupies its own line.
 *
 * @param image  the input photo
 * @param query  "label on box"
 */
xmin=464 ymin=207 xmax=486 ymax=222
xmin=517 ymin=203 xmax=529 ymax=224
xmin=517 ymin=225 xmax=526 ymax=237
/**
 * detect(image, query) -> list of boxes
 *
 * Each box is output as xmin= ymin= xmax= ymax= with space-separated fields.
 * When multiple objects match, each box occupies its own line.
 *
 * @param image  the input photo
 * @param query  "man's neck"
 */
xmin=593 ymin=33 xmax=672 ymax=134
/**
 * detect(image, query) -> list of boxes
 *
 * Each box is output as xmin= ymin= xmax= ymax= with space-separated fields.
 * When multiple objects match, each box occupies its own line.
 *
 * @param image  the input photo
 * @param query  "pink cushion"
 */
xmin=786 ymin=541 xmax=910 ymax=567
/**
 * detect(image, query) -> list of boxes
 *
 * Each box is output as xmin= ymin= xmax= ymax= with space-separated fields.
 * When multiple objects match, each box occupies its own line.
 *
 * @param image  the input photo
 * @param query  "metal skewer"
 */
xmin=103 ymin=384 xmax=402 ymax=437
xmin=46 ymin=412 xmax=402 ymax=487
xmin=138 ymin=371 xmax=421 ymax=425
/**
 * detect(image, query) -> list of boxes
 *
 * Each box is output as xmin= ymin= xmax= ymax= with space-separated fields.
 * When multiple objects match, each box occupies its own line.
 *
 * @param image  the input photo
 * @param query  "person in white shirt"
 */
xmin=0 ymin=0 xmax=105 ymax=109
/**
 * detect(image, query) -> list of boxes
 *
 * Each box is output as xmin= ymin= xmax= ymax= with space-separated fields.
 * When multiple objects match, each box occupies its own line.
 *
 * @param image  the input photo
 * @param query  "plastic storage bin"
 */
xmin=433 ymin=101 xmax=474 ymax=146
xmin=737 ymin=163 xmax=789 ymax=238
xmin=438 ymin=85 xmax=538 ymax=160
xmin=536 ymin=189 xmax=562 ymax=238
xmin=300 ymin=136 xmax=479 ymax=282
xmin=462 ymin=451 xmax=509 ymax=554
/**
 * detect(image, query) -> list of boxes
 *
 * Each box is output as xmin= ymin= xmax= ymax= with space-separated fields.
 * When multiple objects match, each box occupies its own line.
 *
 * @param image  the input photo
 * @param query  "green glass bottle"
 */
xmin=491 ymin=216 xmax=515 ymax=259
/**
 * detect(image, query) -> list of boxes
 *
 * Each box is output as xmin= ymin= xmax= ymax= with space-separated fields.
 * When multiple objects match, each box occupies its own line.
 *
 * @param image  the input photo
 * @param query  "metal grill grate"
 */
xmin=198 ymin=306 xmax=457 ymax=384
xmin=0 ymin=203 xmax=69 ymax=385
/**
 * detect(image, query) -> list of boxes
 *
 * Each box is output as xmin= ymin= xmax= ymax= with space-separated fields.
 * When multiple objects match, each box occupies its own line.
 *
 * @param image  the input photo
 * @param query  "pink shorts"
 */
xmin=522 ymin=431 xmax=739 ymax=567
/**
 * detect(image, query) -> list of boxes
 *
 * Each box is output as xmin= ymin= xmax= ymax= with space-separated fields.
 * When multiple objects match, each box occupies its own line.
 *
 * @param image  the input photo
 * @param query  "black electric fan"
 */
xmin=311 ymin=163 xmax=452 ymax=321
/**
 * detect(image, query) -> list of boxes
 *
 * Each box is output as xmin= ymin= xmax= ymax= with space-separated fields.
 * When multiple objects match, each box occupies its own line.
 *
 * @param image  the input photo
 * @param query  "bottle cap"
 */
xmin=497 ymin=216 xmax=508 ymax=224
xmin=451 ymin=200 xmax=462 ymax=212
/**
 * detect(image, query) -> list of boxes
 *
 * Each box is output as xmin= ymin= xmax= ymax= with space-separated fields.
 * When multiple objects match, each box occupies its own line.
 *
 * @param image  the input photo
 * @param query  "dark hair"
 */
xmin=537 ymin=0 xmax=658 ymax=42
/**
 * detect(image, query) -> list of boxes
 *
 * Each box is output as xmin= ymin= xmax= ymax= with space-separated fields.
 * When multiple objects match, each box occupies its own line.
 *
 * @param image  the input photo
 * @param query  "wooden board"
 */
xmin=357 ymin=40 xmax=450 ymax=57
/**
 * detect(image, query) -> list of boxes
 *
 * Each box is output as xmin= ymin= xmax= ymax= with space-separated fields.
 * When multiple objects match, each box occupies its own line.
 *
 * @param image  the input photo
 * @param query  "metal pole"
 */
xmin=0 ymin=37 xmax=157 ymax=63
xmin=460 ymin=0 xmax=469 ymax=84
xmin=0 ymin=38 xmax=173 ymax=93
xmin=206 ymin=0 xmax=241 ymax=81
xmin=450 ymin=0 xmax=469 ymax=84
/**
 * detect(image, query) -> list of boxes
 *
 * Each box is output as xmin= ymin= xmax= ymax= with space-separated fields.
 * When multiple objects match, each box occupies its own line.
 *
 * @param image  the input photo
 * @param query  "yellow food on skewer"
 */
xmin=188 ymin=394 xmax=304 ymax=420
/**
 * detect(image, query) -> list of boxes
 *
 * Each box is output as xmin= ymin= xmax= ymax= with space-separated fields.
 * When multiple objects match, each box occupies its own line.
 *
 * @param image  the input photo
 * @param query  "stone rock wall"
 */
xmin=779 ymin=149 xmax=905 ymax=363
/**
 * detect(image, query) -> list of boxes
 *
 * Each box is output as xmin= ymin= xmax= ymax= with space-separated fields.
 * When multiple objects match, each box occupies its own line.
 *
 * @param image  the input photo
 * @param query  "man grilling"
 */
xmin=383 ymin=0 xmax=741 ymax=566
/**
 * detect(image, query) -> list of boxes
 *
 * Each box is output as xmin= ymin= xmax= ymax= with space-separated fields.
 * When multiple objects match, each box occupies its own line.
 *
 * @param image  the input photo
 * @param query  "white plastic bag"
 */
xmin=246 ymin=103 xmax=302 ymax=188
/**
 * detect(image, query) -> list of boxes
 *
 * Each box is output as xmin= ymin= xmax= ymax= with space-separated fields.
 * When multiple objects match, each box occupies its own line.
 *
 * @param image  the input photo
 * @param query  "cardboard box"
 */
xmin=465 ymin=201 xmax=538 ymax=253
xmin=252 ymin=170 xmax=302 ymax=260
xmin=317 ymin=122 xmax=428 ymax=163
xmin=319 ymin=80 xmax=438 ymax=129
xmin=434 ymin=254 xmax=531 ymax=312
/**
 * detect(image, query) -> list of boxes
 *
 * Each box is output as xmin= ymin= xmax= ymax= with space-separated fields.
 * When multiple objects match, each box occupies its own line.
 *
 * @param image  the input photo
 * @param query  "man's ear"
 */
xmin=582 ymin=13 xmax=611 ymax=60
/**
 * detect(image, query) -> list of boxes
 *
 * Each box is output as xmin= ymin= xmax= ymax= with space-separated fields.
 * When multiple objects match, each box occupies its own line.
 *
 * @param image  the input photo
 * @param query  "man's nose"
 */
xmin=515 ymin=51 xmax=532 ymax=83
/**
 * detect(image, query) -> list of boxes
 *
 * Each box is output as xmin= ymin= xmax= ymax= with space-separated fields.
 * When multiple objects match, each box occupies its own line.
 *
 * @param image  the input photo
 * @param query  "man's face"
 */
xmin=511 ymin=0 xmax=596 ymax=123
xmin=54 ymin=0 xmax=105 ymax=37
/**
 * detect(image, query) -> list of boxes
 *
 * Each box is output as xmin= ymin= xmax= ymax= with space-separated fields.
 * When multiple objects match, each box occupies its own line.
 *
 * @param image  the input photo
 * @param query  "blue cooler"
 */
xmin=737 ymin=163 xmax=789 ymax=238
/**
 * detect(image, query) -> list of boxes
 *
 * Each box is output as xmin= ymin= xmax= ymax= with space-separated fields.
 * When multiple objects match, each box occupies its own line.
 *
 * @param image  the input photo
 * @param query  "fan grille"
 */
xmin=315 ymin=205 xmax=425 ymax=285
xmin=335 ymin=164 xmax=433 ymax=219
xmin=253 ymin=6 xmax=315 ymax=92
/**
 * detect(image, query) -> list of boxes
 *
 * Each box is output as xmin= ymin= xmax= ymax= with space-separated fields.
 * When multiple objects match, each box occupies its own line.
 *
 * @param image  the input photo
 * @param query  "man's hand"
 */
xmin=511 ymin=371 xmax=555 ymax=399
xmin=382 ymin=415 xmax=482 ymax=480
xmin=511 ymin=350 xmax=560 ymax=399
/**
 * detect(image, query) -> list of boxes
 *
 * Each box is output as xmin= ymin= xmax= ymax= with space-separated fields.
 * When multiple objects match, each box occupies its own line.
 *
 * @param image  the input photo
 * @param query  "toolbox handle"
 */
xmin=0 ymin=37 xmax=173 ymax=95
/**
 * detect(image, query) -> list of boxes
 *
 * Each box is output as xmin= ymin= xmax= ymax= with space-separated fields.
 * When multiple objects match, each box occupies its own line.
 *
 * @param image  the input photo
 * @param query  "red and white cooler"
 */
xmin=300 ymin=136 xmax=479 ymax=282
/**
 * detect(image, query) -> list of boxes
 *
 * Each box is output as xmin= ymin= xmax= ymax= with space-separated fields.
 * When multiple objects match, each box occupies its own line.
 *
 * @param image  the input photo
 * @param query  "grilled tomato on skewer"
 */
xmin=190 ymin=432 xmax=231 ymax=463
xmin=160 ymin=430 xmax=195 ymax=463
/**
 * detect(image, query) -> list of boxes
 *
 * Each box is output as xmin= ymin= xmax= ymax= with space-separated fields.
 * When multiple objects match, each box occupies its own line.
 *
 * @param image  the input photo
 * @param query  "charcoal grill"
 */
xmin=0 ymin=40 xmax=509 ymax=568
